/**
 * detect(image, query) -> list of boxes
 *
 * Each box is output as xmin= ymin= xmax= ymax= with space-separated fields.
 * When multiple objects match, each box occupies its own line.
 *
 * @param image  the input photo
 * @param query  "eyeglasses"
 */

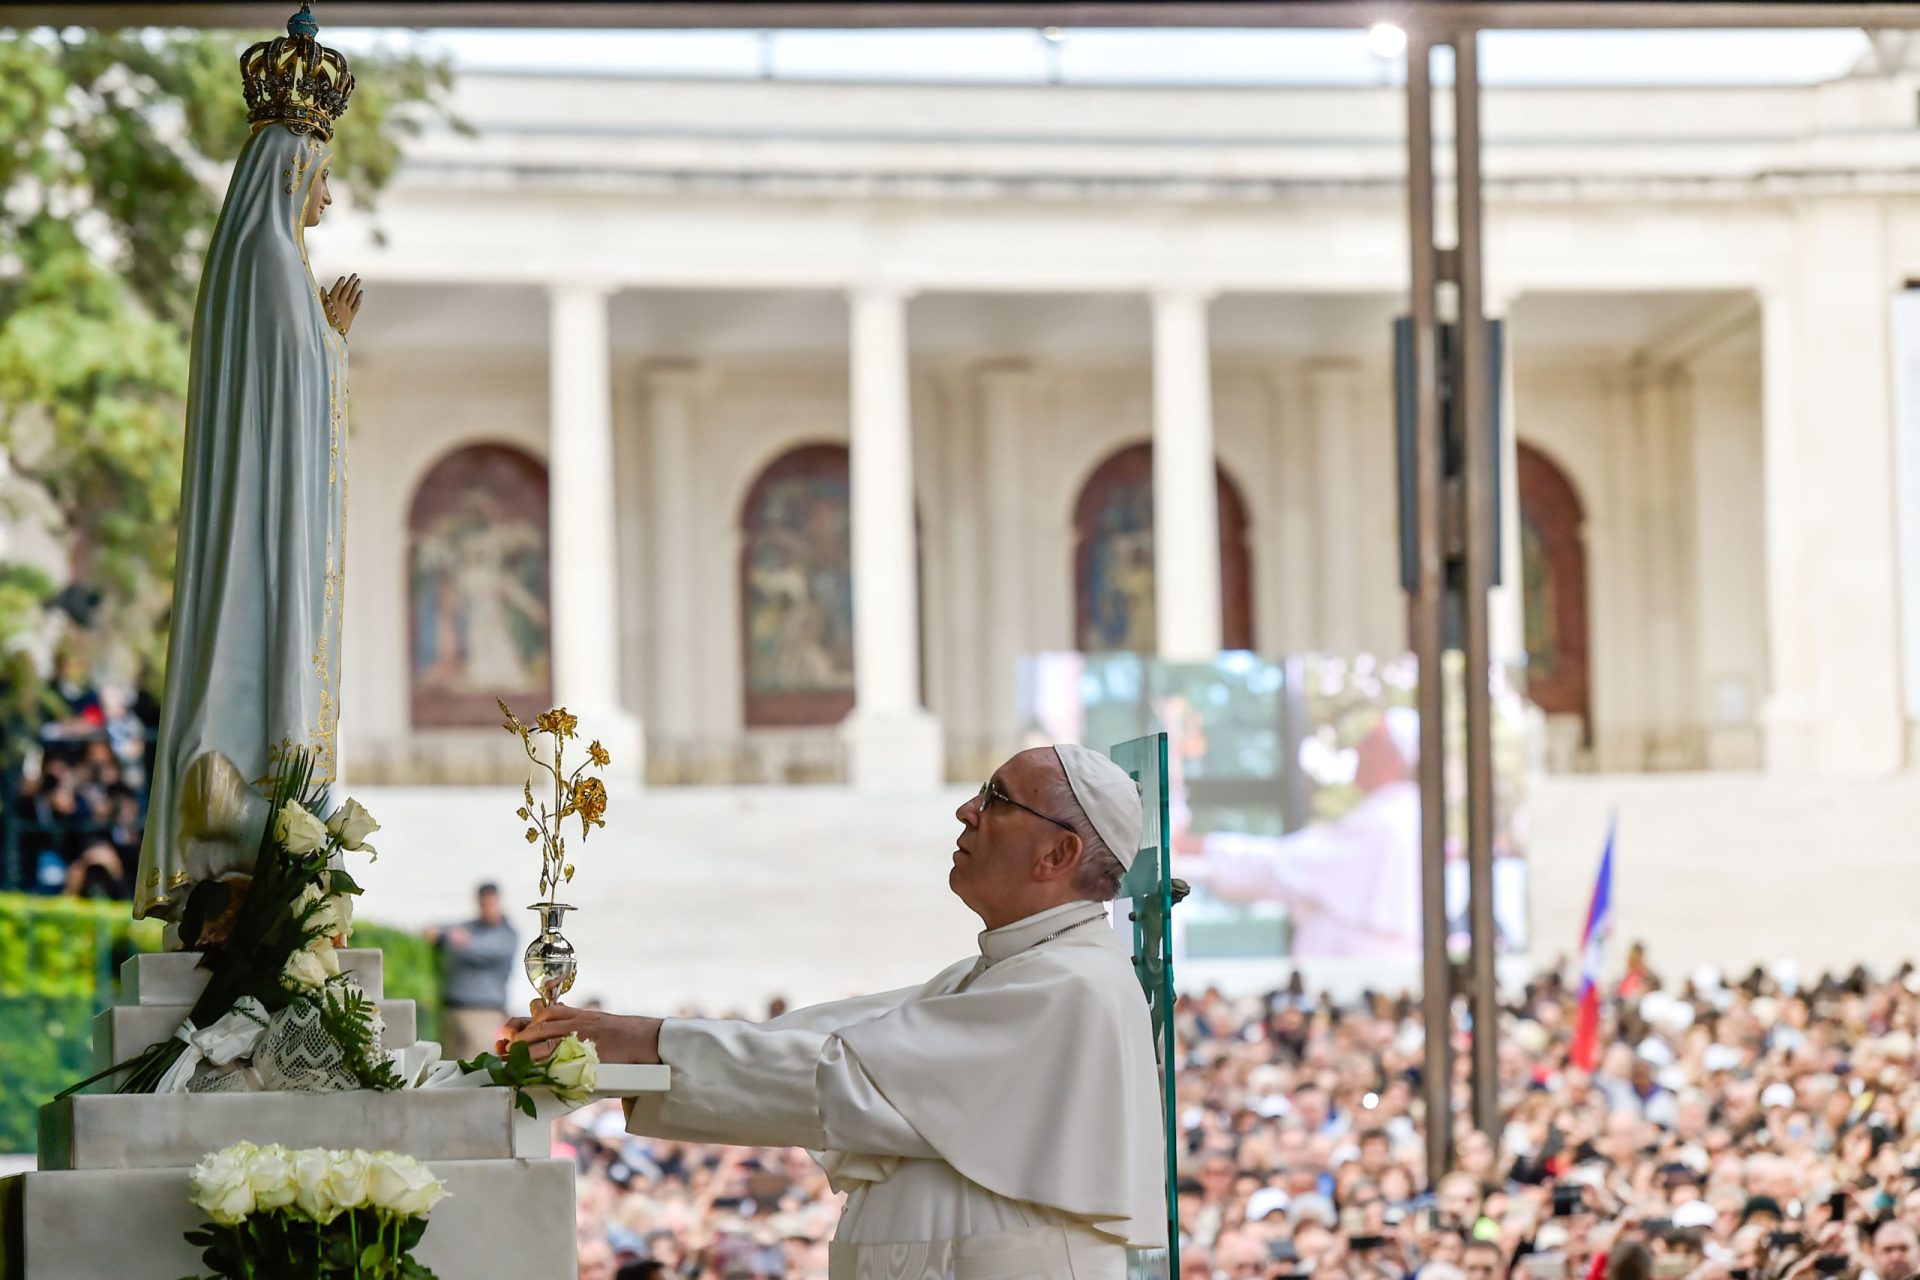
xmin=976 ymin=779 xmax=1076 ymax=834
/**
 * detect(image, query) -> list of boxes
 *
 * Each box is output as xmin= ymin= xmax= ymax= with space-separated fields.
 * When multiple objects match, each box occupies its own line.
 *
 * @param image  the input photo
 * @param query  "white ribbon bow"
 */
xmin=155 ymin=997 xmax=271 ymax=1094
xmin=418 ymin=1046 xmax=492 ymax=1090
xmin=389 ymin=1039 xmax=479 ymax=1090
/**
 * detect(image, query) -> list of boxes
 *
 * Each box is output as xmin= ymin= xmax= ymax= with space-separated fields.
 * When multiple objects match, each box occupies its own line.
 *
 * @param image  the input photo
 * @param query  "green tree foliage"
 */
xmin=0 ymin=26 xmax=452 ymax=741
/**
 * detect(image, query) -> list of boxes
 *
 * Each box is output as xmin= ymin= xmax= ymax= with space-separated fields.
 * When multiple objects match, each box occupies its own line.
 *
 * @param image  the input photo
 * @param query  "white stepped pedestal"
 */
xmin=121 ymin=949 xmax=386 ymax=1004
xmin=2 ymin=950 xmax=672 ymax=1277
xmin=90 ymin=1000 xmax=418 ymax=1076
xmin=40 ymin=1090 xmax=522 ymax=1171
xmin=2 ymin=1158 xmax=578 ymax=1279
xmin=510 ymin=1064 xmax=670 ymax=1157
xmin=95 ymin=950 xmax=413 ymax=1079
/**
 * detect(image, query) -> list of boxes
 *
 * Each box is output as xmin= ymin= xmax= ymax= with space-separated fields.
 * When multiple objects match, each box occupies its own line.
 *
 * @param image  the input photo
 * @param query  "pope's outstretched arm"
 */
xmin=511 ymin=980 xmax=949 ymax=1154
xmin=622 ymin=1013 xmax=941 ymax=1157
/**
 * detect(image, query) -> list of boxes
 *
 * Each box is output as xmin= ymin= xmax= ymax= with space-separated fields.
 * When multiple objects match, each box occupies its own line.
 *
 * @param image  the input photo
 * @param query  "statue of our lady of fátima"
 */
xmin=136 ymin=5 xmax=366 ymax=929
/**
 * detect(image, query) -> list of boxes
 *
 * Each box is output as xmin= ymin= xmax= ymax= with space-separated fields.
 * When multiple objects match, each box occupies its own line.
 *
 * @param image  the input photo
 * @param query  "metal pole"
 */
xmin=1453 ymin=30 xmax=1502 ymax=1141
xmin=1406 ymin=32 xmax=1454 ymax=1191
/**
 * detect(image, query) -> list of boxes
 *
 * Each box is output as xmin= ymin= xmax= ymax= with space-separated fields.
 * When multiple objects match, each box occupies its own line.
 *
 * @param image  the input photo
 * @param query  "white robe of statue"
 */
xmin=624 ymin=900 xmax=1169 ymax=1280
xmin=134 ymin=122 xmax=347 ymax=924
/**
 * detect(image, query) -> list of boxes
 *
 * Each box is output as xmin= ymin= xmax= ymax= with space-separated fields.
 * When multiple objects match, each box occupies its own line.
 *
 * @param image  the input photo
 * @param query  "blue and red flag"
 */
xmin=1569 ymin=817 xmax=1615 ymax=1071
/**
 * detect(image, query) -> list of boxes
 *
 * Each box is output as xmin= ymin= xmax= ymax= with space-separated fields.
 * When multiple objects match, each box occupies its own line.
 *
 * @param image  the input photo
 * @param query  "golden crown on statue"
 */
xmin=240 ymin=4 xmax=356 ymax=142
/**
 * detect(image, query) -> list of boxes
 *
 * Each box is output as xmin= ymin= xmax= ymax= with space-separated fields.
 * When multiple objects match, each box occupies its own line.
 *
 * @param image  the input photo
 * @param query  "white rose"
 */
xmin=394 ymin=1166 xmax=449 ymax=1217
xmin=323 ymin=1149 xmax=373 ymax=1212
xmin=542 ymin=1033 xmax=600 ymax=1104
xmin=281 ymin=945 xmax=329 ymax=991
xmin=364 ymin=1151 xmax=409 ymax=1213
xmin=325 ymin=798 xmax=381 ymax=855
xmin=190 ymin=1146 xmax=256 ymax=1225
xmin=325 ymin=894 xmax=354 ymax=943
xmin=366 ymin=1152 xmax=448 ymax=1218
xmin=312 ymin=938 xmax=341 ymax=977
xmin=295 ymin=882 xmax=325 ymax=927
xmin=274 ymin=803 xmax=330 ymax=856
xmin=291 ymin=1148 xmax=343 ymax=1224
xmin=245 ymin=1144 xmax=298 ymax=1212
xmin=294 ymin=884 xmax=353 ymax=942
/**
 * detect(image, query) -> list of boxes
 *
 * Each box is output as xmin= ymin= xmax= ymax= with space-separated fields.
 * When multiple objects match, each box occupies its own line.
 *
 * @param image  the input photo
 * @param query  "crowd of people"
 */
xmin=560 ymin=951 xmax=1920 ymax=1280
xmin=4 ymin=662 xmax=155 ymax=900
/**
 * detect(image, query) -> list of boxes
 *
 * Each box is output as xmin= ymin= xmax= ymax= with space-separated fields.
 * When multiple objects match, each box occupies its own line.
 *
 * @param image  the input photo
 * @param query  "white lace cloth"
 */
xmin=165 ymin=981 xmax=420 ymax=1094
xmin=253 ymin=998 xmax=362 ymax=1092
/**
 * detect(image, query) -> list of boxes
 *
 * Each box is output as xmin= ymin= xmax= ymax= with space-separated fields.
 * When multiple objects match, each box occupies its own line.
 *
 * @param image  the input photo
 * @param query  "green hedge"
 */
xmin=0 ymin=893 xmax=443 ymax=1155
xmin=351 ymin=918 xmax=443 ymax=1045
xmin=0 ymin=895 xmax=164 ymax=1152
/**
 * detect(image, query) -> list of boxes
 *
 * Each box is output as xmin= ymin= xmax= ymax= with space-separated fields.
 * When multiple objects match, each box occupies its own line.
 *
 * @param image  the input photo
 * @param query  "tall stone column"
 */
xmin=931 ymin=372 xmax=981 ymax=757
xmin=548 ymin=283 xmax=643 ymax=783
xmin=1761 ymin=199 xmax=1905 ymax=775
xmin=1152 ymin=289 xmax=1223 ymax=661
xmin=843 ymin=286 xmax=943 ymax=792
xmin=1269 ymin=366 xmax=1316 ymax=654
xmin=1646 ymin=365 xmax=1699 ymax=766
xmin=1307 ymin=361 xmax=1361 ymax=654
xmin=643 ymin=361 xmax=702 ymax=744
xmin=1760 ymin=289 xmax=1816 ymax=775
xmin=1892 ymin=289 xmax=1920 ymax=761
xmin=978 ymin=361 xmax=1031 ymax=749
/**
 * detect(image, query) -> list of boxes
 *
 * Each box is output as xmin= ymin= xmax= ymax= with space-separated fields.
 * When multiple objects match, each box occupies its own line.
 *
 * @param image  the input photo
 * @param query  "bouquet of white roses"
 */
xmin=182 ymin=1141 xmax=448 ymax=1279
xmin=60 ymin=748 xmax=398 ymax=1098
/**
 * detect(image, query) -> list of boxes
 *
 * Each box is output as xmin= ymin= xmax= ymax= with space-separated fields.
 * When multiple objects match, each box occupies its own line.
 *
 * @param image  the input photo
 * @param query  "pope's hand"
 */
xmin=503 ymin=1001 xmax=663 ymax=1066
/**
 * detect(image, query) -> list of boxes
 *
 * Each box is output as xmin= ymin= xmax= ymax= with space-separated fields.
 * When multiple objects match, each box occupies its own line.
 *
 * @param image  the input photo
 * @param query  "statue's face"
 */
xmin=304 ymin=165 xmax=332 ymax=228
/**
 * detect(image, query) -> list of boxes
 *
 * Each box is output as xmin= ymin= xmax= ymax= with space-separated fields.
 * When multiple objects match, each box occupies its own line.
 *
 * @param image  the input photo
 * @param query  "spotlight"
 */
xmin=1040 ymin=26 xmax=1066 ymax=42
xmin=1366 ymin=22 xmax=1407 ymax=58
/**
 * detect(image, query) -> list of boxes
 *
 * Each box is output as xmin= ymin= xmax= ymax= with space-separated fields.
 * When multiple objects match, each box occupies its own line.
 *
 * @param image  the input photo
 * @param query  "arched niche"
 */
xmin=739 ymin=443 xmax=857 ymax=726
xmin=1517 ymin=440 xmax=1592 ymax=741
xmin=407 ymin=443 xmax=553 ymax=728
xmin=1072 ymin=443 xmax=1254 ymax=653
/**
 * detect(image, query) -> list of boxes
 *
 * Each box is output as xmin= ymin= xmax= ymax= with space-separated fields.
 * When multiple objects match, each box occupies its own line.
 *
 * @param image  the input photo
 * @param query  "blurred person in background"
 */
xmin=577 ymin=1236 xmax=617 ymax=1280
xmin=1177 ymin=708 xmax=1421 ymax=961
xmin=1871 ymin=1221 xmax=1919 ymax=1280
xmin=428 ymin=881 xmax=518 ymax=1061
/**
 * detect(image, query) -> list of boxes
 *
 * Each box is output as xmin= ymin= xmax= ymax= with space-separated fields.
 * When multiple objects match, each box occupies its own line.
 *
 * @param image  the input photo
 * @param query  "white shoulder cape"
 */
xmin=832 ymin=925 xmax=1168 ymax=1249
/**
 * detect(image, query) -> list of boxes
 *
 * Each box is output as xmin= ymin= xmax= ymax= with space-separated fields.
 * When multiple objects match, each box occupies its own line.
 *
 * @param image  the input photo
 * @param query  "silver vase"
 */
xmin=523 ymin=902 xmax=578 ymax=1003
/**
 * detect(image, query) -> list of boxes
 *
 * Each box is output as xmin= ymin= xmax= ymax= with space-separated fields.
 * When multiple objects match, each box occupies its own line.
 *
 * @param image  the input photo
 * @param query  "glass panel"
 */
xmin=1109 ymin=732 xmax=1175 ymax=1280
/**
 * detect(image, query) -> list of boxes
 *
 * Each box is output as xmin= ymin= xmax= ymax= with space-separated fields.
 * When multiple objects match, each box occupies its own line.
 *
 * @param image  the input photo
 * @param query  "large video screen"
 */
xmin=1019 ymin=651 xmax=1531 ymax=966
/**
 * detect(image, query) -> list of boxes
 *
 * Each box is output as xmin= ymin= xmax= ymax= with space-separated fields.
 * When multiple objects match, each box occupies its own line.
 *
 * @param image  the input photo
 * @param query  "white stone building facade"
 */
xmin=313 ymin=63 xmax=1920 ymax=792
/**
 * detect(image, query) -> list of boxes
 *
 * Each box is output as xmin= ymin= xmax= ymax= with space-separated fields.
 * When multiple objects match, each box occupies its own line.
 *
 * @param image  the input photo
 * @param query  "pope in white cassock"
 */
xmin=1177 ymin=706 xmax=1422 ymax=960
xmin=511 ymin=744 xmax=1168 ymax=1280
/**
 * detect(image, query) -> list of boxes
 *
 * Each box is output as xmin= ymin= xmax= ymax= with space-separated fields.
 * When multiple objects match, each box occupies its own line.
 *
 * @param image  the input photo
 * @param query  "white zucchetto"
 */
xmin=1053 ymin=744 xmax=1144 ymax=871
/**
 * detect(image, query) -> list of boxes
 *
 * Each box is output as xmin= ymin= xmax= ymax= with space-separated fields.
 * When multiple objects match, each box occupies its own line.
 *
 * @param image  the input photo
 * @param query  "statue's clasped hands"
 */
xmin=322 ymin=273 xmax=363 ymax=336
xmin=503 ymin=1000 xmax=664 ymax=1067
